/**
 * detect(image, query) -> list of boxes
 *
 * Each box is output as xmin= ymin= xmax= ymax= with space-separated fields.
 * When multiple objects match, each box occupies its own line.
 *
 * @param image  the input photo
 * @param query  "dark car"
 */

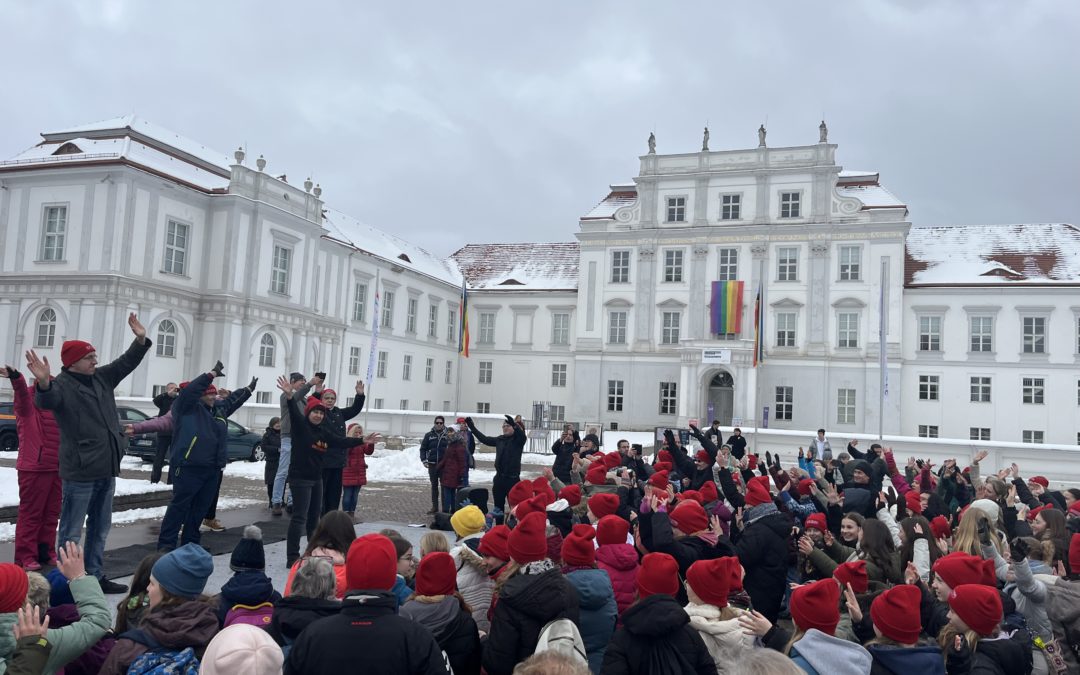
xmin=0 ymin=403 xmax=16 ymax=453
xmin=120 ymin=406 xmax=264 ymax=463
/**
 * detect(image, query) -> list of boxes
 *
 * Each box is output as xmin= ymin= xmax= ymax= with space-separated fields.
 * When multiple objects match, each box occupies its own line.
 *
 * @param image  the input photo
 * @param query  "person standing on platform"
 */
xmin=312 ymin=380 xmax=366 ymax=515
xmin=149 ymin=382 xmax=178 ymax=484
xmin=272 ymin=372 xmax=319 ymax=517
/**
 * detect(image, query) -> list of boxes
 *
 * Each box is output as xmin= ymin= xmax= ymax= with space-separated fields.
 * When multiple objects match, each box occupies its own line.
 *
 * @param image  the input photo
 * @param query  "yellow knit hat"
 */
xmin=450 ymin=505 xmax=485 ymax=537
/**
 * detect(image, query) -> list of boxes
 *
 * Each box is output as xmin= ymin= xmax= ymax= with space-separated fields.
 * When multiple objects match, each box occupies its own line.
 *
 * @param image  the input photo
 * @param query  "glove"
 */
xmin=977 ymin=518 xmax=991 ymax=547
xmin=464 ymin=416 xmax=474 ymax=427
xmin=1009 ymin=537 xmax=1029 ymax=563
xmin=211 ymin=360 xmax=225 ymax=378
xmin=248 ymin=376 xmax=258 ymax=391
xmin=504 ymin=415 xmax=516 ymax=427
xmin=2 ymin=366 xmax=19 ymax=380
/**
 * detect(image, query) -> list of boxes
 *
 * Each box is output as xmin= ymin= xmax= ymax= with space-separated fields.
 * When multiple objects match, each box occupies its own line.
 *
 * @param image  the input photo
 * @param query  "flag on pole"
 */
xmin=710 ymin=280 xmax=744 ymax=335
xmin=458 ymin=275 xmax=470 ymax=358
xmin=752 ymin=284 xmax=764 ymax=367
xmin=365 ymin=271 xmax=381 ymax=384
xmin=879 ymin=264 xmax=889 ymax=399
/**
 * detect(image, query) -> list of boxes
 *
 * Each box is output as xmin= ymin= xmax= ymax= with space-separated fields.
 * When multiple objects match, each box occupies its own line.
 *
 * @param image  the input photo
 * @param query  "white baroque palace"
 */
xmin=1 ymin=117 xmax=1077 ymax=447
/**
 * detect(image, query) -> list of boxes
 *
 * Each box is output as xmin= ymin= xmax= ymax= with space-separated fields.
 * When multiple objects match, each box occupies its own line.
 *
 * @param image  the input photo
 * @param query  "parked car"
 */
xmin=120 ymin=406 xmax=264 ymax=463
xmin=0 ymin=403 xmax=16 ymax=453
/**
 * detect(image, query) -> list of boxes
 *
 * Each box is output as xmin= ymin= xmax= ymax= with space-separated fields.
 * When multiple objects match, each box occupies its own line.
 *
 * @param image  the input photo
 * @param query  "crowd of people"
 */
xmin=2 ymin=324 xmax=1080 ymax=674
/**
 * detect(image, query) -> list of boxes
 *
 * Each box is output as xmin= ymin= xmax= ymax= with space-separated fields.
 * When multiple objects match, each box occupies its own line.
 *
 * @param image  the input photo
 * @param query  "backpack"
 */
xmin=224 ymin=601 xmax=275 ymax=628
xmin=127 ymin=647 xmax=199 ymax=675
xmin=534 ymin=618 xmax=588 ymax=666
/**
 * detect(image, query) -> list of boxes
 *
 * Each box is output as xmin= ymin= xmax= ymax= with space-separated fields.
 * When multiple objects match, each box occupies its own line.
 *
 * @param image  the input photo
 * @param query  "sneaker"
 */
xmin=22 ymin=560 xmax=41 ymax=571
xmin=202 ymin=519 xmax=226 ymax=532
xmin=99 ymin=578 xmax=129 ymax=594
xmin=272 ymin=505 xmax=283 ymax=517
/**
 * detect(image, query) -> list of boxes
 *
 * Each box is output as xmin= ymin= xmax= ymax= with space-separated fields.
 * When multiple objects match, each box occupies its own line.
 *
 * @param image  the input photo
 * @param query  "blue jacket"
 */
xmin=169 ymin=373 xmax=249 ymax=471
xmin=565 ymin=568 xmax=617 ymax=674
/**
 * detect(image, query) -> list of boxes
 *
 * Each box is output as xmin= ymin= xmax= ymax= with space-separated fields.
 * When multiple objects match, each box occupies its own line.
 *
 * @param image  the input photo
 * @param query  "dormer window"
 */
xmin=398 ymin=253 xmax=412 ymax=263
xmin=52 ymin=142 xmax=83 ymax=155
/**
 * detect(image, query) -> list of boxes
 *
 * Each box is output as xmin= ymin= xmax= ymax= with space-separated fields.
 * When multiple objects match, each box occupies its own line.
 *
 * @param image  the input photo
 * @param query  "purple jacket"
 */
xmin=12 ymin=372 xmax=60 ymax=472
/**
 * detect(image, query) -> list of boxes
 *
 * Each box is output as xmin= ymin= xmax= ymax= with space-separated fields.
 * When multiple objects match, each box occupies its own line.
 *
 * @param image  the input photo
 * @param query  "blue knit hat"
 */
xmin=152 ymin=543 xmax=214 ymax=599
xmin=47 ymin=568 xmax=74 ymax=607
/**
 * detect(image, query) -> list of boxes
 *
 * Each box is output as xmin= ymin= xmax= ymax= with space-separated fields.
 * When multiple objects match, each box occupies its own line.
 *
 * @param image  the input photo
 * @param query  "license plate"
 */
xmin=134 ymin=439 xmax=153 ymax=447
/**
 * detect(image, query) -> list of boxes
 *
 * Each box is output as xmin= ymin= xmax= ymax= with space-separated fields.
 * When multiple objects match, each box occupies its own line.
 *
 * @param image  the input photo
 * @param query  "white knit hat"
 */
xmin=200 ymin=624 xmax=283 ymax=674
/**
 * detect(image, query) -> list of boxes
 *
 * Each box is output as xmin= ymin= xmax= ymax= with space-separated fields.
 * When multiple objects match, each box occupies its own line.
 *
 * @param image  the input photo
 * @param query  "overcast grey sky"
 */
xmin=2 ymin=0 xmax=1077 ymax=258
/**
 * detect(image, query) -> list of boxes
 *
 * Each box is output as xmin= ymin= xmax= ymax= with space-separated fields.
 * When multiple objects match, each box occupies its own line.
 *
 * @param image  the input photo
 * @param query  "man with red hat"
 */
xmin=27 ymin=312 xmax=151 ymax=593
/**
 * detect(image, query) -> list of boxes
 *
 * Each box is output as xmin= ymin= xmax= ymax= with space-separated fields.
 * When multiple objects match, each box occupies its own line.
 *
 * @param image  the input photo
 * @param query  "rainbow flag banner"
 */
xmin=710 ymin=280 xmax=744 ymax=335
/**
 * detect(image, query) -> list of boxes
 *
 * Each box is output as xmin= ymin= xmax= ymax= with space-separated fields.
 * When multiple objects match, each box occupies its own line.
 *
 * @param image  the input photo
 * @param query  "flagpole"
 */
xmin=752 ymin=258 xmax=764 ymax=451
xmin=878 ymin=258 xmax=888 ymax=441
xmin=454 ymin=275 xmax=468 ymax=417
xmin=363 ymin=269 xmax=382 ymax=432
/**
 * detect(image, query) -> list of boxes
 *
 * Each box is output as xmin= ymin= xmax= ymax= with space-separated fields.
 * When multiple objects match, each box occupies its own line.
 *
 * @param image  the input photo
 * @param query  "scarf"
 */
xmin=744 ymin=501 xmax=778 ymax=524
xmin=521 ymin=559 xmax=556 ymax=576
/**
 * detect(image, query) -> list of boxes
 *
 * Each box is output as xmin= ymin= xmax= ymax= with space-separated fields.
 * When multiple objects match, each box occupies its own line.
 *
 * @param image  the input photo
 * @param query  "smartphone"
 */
xmin=315 ymin=371 xmax=327 ymax=380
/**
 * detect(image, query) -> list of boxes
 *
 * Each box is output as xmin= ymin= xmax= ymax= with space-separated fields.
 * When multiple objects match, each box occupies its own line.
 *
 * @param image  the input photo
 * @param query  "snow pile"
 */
xmin=365 ymin=446 xmax=497 ymax=484
xmin=0 ymin=467 xmax=168 ymax=508
xmin=474 ymin=452 xmax=553 ymax=465
xmin=225 ymin=460 xmax=270 ymax=481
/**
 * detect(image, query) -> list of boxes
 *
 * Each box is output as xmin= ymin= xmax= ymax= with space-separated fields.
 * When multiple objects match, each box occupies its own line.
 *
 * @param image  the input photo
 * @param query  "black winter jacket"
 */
xmin=601 ymin=594 xmax=718 ymax=675
xmin=313 ymin=392 xmax=365 ymax=469
xmin=420 ymin=426 xmax=451 ymax=464
xmin=550 ymin=440 xmax=578 ymax=483
xmin=261 ymin=427 xmax=281 ymax=462
xmin=644 ymin=510 xmax=736 ymax=604
xmin=285 ymin=397 xmax=367 ymax=482
xmin=944 ymin=629 xmax=1032 ymax=675
xmin=733 ymin=510 xmax=791 ymax=623
xmin=400 ymin=596 xmax=482 ymax=675
xmin=468 ymin=416 xmax=526 ymax=477
xmin=215 ymin=570 xmax=281 ymax=626
xmin=268 ymin=595 xmax=340 ymax=648
xmin=481 ymin=568 xmax=580 ymax=675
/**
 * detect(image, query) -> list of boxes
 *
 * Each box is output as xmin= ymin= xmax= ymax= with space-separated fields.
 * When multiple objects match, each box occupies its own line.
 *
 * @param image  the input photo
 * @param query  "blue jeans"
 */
xmin=157 ymin=465 xmax=219 ymax=551
xmin=58 ymin=478 xmax=115 ymax=579
xmin=441 ymin=486 xmax=458 ymax=513
xmin=342 ymin=486 xmax=361 ymax=513
xmin=272 ymin=437 xmax=292 ymax=506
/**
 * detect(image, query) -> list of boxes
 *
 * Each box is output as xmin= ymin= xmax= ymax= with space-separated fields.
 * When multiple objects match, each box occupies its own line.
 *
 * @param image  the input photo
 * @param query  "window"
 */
xmin=1022 ymin=377 xmax=1045 ymax=404
xmin=970 ymin=316 xmax=992 ymax=352
xmin=780 ymin=191 xmax=801 ymax=218
xmin=775 ymin=386 xmax=793 ymax=421
xmin=348 ymin=347 xmax=361 ymax=375
xmin=476 ymin=402 xmax=491 ymax=414
xmin=406 ymin=298 xmax=418 ymax=333
xmin=837 ymin=312 xmax=859 ymax=348
xmin=666 ymin=196 xmax=686 ymax=222
xmin=400 ymin=399 xmax=408 ymax=410
xmin=551 ymin=312 xmax=570 ymax=345
xmin=551 ymin=363 xmax=567 ymax=387
xmin=402 ymin=354 xmax=413 ymax=381
xmin=447 ymin=309 xmax=457 ymax=344
xmin=970 ymin=376 xmax=991 ymax=402
xmin=919 ymin=375 xmax=940 ymax=401
xmin=970 ymin=427 xmax=991 ymax=441
xmin=478 ymin=312 xmax=496 ymax=344
xmin=271 ymin=245 xmax=291 ymax=295
xmin=837 ymin=388 xmax=856 ymax=424
xmin=549 ymin=405 xmax=566 ymax=422
xmin=838 ymin=246 xmax=860 ymax=281
xmin=607 ymin=380 xmax=624 ymax=412
xmin=661 ymin=311 xmax=681 ymax=345
xmin=659 ymin=381 xmax=677 ymax=415
xmin=1022 ymin=317 xmax=1046 ymax=354
xmin=720 ymin=194 xmax=741 ymax=220
xmin=445 ymin=360 xmax=453 ymax=384
xmin=152 ymin=385 xmax=167 ymax=398
xmin=777 ymin=247 xmax=798 ymax=281
xmin=40 ymin=206 xmax=67 ymax=261
xmin=428 ymin=305 xmax=438 ymax=337
xmin=423 ymin=400 xmax=431 ymax=411
xmin=425 ymin=358 xmax=434 ymax=383
xmin=718 ymin=248 xmax=738 ymax=281
xmin=352 ymin=283 xmax=367 ymax=323
xmin=608 ymin=311 xmax=627 ymax=344
xmin=663 ymin=249 xmax=684 ymax=283
xmin=256 ymin=391 xmax=273 ymax=404
xmin=377 ymin=351 xmax=388 ymax=379
xmin=163 ymin=220 xmax=189 ymax=275
xmin=918 ymin=425 xmax=939 ymax=438
xmin=258 ymin=334 xmax=275 ymax=367
xmin=443 ymin=400 xmax=451 ymax=411
xmin=35 ymin=308 xmax=57 ymax=348
xmin=918 ymin=316 xmax=942 ymax=352
xmin=156 ymin=319 xmax=177 ymax=358
xmin=1022 ymin=430 xmax=1044 ymax=444
xmin=776 ymin=312 xmax=796 ymax=347
xmin=478 ymin=361 xmax=492 ymax=384
xmin=381 ymin=291 xmax=395 ymax=329
xmin=611 ymin=251 xmax=630 ymax=283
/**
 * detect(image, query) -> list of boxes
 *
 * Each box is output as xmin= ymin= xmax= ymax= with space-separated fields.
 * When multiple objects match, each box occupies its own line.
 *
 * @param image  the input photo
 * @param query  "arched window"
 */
xmin=156 ymin=319 xmax=177 ymax=358
xmin=36 ymin=308 xmax=56 ymax=348
xmin=259 ymin=334 xmax=276 ymax=368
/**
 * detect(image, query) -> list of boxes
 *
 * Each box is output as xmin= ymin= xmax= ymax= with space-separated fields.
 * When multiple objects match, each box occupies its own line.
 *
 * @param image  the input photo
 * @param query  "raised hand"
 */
xmin=364 ymin=432 xmax=381 ymax=444
xmin=128 ymin=313 xmax=147 ymax=342
xmin=1009 ymin=537 xmax=1029 ymax=563
xmin=276 ymin=375 xmax=293 ymax=397
xmin=823 ymin=529 xmax=835 ymax=547
xmin=24 ymin=350 xmax=51 ymax=383
xmin=355 ymin=380 xmax=365 ymax=395
xmin=843 ymin=582 xmax=863 ymax=622
xmin=12 ymin=603 xmax=49 ymax=640
xmin=123 ymin=425 xmax=134 ymax=437
xmin=904 ymin=561 xmax=920 ymax=585
xmin=797 ymin=535 xmax=814 ymax=556
xmin=1 ymin=365 xmax=18 ymax=380
xmin=1010 ymin=463 xmax=1020 ymax=478
xmin=709 ymin=515 xmax=723 ymax=537
xmin=57 ymin=541 xmax=85 ymax=581
xmin=211 ymin=360 xmax=225 ymax=378
xmin=738 ymin=610 xmax=773 ymax=637
xmin=247 ymin=376 xmax=258 ymax=392
xmin=973 ymin=449 xmax=989 ymax=464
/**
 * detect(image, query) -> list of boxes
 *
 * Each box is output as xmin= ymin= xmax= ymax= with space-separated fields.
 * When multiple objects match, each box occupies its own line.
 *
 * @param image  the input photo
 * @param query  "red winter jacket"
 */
xmin=342 ymin=442 xmax=375 ymax=487
xmin=596 ymin=543 xmax=639 ymax=618
xmin=437 ymin=442 xmax=467 ymax=488
xmin=12 ymin=374 xmax=60 ymax=472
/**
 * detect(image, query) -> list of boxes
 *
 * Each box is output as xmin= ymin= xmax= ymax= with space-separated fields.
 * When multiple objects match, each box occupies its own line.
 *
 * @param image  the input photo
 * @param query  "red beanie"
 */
xmin=653 ymin=461 xmax=673 ymax=473
xmin=1027 ymin=504 xmax=1051 ymax=522
xmin=1029 ymin=476 xmax=1049 ymax=489
xmin=948 ymin=584 xmax=1002 ymax=636
xmin=345 ymin=534 xmax=397 ymax=591
xmin=744 ymin=476 xmax=772 ymax=507
xmin=60 ymin=340 xmax=95 ymax=368
xmin=670 ymin=500 xmax=709 ymax=535
xmin=514 ymin=494 xmax=547 ymax=520
xmin=933 ymin=552 xmax=990 ymax=589
xmin=930 ymin=515 xmax=952 ymax=540
xmin=508 ymin=512 xmax=548 ymax=565
xmin=1070 ymin=534 xmax=1080 ymax=575
xmin=677 ymin=490 xmax=703 ymax=505
xmin=648 ymin=470 xmax=670 ymax=491
xmin=532 ymin=477 xmax=555 ymax=506
xmin=790 ymin=579 xmax=841 ymax=635
xmin=686 ymin=557 xmax=737 ymax=607
xmin=588 ymin=493 xmax=619 ymax=520
xmin=638 ymin=552 xmax=680 ymax=599
xmin=747 ymin=454 xmax=758 ymax=470
xmin=699 ymin=481 xmax=719 ymax=503
xmin=0 ymin=563 xmax=29 ymax=613
xmin=833 ymin=560 xmax=869 ymax=594
xmin=695 ymin=450 xmax=710 ymax=464
xmin=804 ymin=513 xmax=827 ymax=533
xmin=415 ymin=552 xmax=457 ymax=596
xmin=596 ymin=515 xmax=629 ymax=546
xmin=202 ymin=384 xmax=218 ymax=398
xmin=304 ymin=397 xmax=327 ymax=416
xmin=561 ymin=524 xmax=596 ymax=567
xmin=585 ymin=463 xmax=609 ymax=486
xmin=797 ymin=478 xmax=815 ymax=497
xmin=508 ymin=480 xmax=534 ymax=508
xmin=320 ymin=388 xmax=337 ymax=401
xmin=559 ymin=484 xmax=582 ymax=507
xmin=905 ymin=491 xmax=923 ymax=514
xmin=600 ymin=452 xmax=620 ymax=470
xmin=658 ymin=450 xmax=674 ymax=463
xmin=728 ymin=556 xmax=744 ymax=592
xmin=871 ymin=585 xmax=922 ymax=644
xmin=479 ymin=525 xmax=510 ymax=561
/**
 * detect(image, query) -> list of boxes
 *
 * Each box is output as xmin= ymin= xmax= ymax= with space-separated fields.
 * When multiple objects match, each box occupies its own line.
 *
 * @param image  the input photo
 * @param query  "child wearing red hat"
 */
xmin=942 ymin=584 xmax=1030 ymax=673
xmin=595 ymin=516 xmax=638 ymax=619
xmin=560 ymin=524 xmax=617 ymax=672
xmin=861 ymin=585 xmax=943 ymax=670
xmin=640 ymin=495 xmax=736 ymax=606
xmin=586 ymin=493 xmax=620 ymax=523
xmin=399 ymin=551 xmax=483 ymax=675
xmin=684 ymin=557 xmax=755 ymax=670
xmin=788 ymin=579 xmax=872 ymax=674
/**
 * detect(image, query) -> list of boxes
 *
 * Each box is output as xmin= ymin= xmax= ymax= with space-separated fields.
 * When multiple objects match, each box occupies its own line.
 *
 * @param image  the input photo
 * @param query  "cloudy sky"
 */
xmin=2 ymin=1 xmax=1077 ymax=258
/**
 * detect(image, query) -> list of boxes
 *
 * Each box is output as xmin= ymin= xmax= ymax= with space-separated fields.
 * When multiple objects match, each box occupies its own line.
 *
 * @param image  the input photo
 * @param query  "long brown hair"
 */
xmin=114 ymin=552 xmax=164 ymax=633
xmin=1035 ymin=509 xmax=1067 ymax=561
xmin=303 ymin=510 xmax=357 ymax=558
xmin=494 ymin=561 xmax=522 ymax=594
xmin=900 ymin=516 xmax=942 ymax=570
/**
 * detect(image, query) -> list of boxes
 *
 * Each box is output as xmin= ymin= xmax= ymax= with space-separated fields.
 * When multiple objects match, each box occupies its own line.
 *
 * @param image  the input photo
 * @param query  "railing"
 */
xmin=0 ymin=152 xmax=121 ymax=167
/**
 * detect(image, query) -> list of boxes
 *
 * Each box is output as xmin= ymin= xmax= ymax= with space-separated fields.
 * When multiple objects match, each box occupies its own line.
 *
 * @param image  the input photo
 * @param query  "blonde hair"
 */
xmin=420 ymin=532 xmax=450 ymax=557
xmin=782 ymin=627 xmax=806 ymax=655
xmin=952 ymin=507 xmax=1002 ymax=556
xmin=25 ymin=572 xmax=49 ymax=614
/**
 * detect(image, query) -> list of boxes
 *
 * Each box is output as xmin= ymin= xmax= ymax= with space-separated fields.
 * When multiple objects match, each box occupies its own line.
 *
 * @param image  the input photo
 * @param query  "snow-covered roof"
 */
xmin=42 ymin=115 xmax=233 ymax=170
xmin=836 ymin=171 xmax=905 ymax=210
xmin=581 ymin=184 xmax=637 ymax=220
xmin=450 ymin=243 xmax=579 ymax=290
xmin=321 ymin=208 xmax=459 ymax=285
xmin=905 ymin=223 xmax=1080 ymax=285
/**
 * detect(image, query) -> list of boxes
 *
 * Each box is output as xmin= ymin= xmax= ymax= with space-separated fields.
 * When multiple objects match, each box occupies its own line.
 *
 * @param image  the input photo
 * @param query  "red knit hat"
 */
xmin=648 ymin=470 xmax=670 ymax=491
xmin=948 ymin=584 xmax=1002 ymax=636
xmin=585 ymin=463 xmax=609 ymax=486
xmin=514 ymin=494 xmax=547 ymax=520
xmin=727 ymin=556 xmax=744 ymax=592
xmin=699 ymin=481 xmax=719 ymax=503
xmin=532 ymin=477 xmax=556 ymax=507
xmin=930 ymin=515 xmax=952 ymax=540
xmin=790 ymin=579 xmax=841 ymax=635
xmin=747 ymin=454 xmax=758 ymax=470
xmin=479 ymin=525 xmax=510 ymax=561
xmin=1027 ymin=504 xmax=1051 ymax=522
xmin=933 ymin=552 xmax=990 ymax=589
xmin=561 ymin=524 xmax=596 ymax=567
xmin=559 ymin=484 xmax=582 ymax=507
xmin=304 ymin=397 xmax=328 ymax=416
xmin=653 ymin=461 xmax=673 ymax=473
xmin=202 ymin=384 xmax=218 ymax=398
xmin=1070 ymin=534 xmax=1080 ymax=575
xmin=695 ymin=450 xmax=710 ymax=463
xmin=797 ymin=478 xmax=815 ymax=497
xmin=658 ymin=450 xmax=674 ymax=463
xmin=744 ymin=476 xmax=772 ymax=507
xmin=686 ymin=557 xmax=736 ymax=607
xmin=596 ymin=515 xmax=629 ymax=546
xmin=638 ymin=552 xmax=680 ymax=598
xmin=1029 ymin=476 xmax=1050 ymax=489
xmin=677 ymin=490 xmax=703 ymax=505
xmin=320 ymin=388 xmax=337 ymax=401
xmin=871 ymin=585 xmax=922 ymax=644
xmin=833 ymin=560 xmax=869 ymax=594
xmin=0 ymin=563 xmax=29 ymax=613
xmin=60 ymin=340 xmax=95 ymax=368
xmin=415 ymin=552 xmax=457 ymax=596
xmin=508 ymin=480 xmax=534 ymax=508
xmin=804 ymin=513 xmax=827 ymax=533
xmin=670 ymin=500 xmax=709 ymax=535
xmin=588 ymin=493 xmax=619 ymax=520
xmin=345 ymin=534 xmax=397 ymax=591
xmin=508 ymin=512 xmax=549 ymax=565
xmin=905 ymin=491 xmax=923 ymax=514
